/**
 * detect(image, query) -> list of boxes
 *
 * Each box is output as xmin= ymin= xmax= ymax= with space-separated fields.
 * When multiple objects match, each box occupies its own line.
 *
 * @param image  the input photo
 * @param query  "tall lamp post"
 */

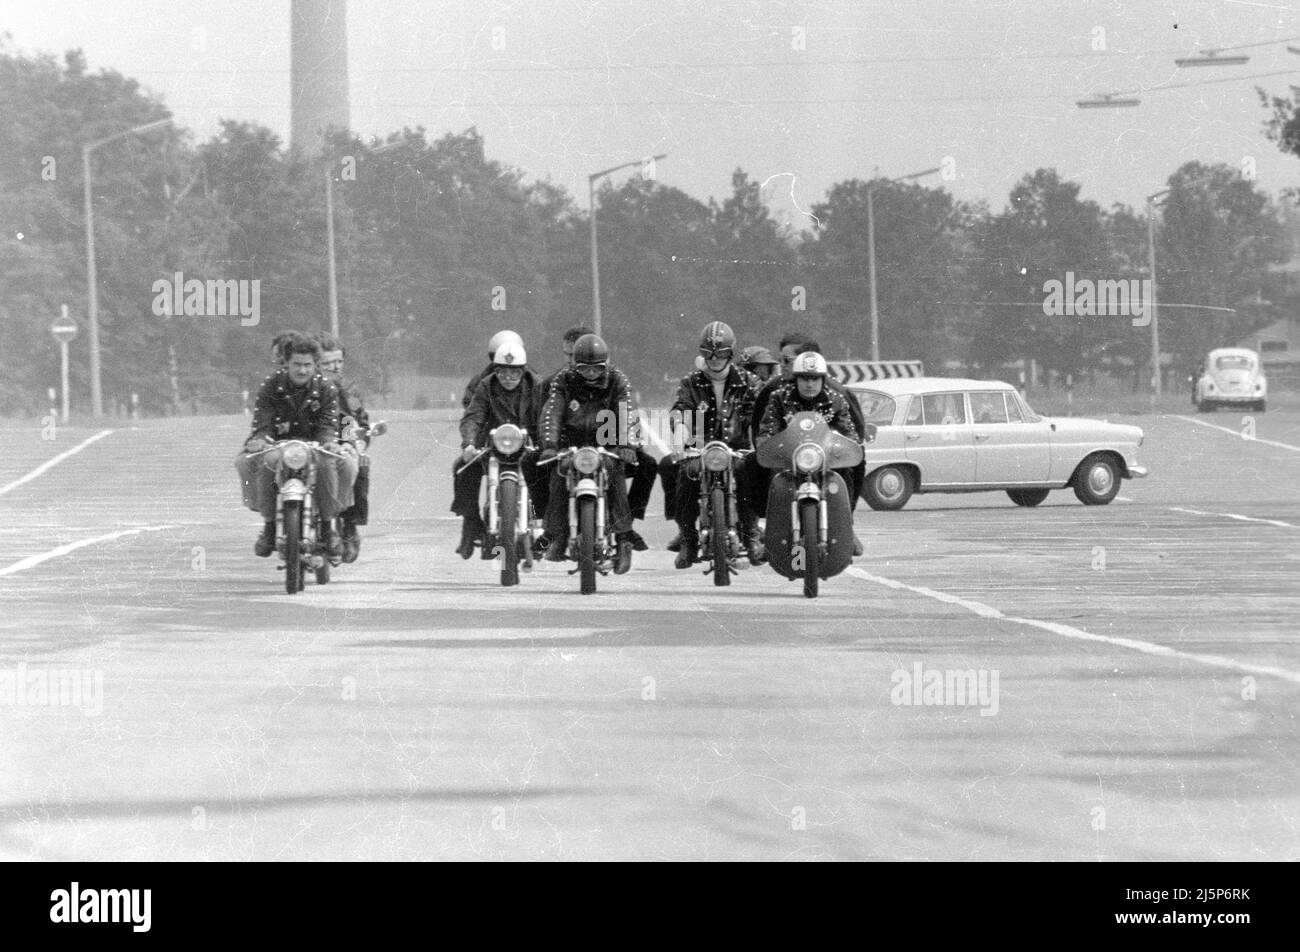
xmin=867 ymin=166 xmax=941 ymax=361
xmin=589 ymin=154 xmax=667 ymax=339
xmin=1145 ymin=188 xmax=1169 ymax=397
xmin=83 ymin=117 xmax=173 ymax=417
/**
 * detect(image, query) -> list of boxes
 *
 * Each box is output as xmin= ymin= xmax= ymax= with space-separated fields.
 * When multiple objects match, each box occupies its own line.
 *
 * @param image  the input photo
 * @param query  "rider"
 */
xmin=669 ymin=321 xmax=763 ymax=569
xmin=537 ymin=333 xmax=638 ymax=575
xmin=756 ymin=352 xmax=860 ymax=499
xmin=236 ymin=331 xmax=357 ymax=561
xmin=453 ymin=340 xmax=543 ymax=559
xmin=314 ymin=332 xmax=369 ymax=564
xmin=740 ymin=345 xmax=779 ymax=383
xmin=463 ymin=330 xmax=525 ymax=409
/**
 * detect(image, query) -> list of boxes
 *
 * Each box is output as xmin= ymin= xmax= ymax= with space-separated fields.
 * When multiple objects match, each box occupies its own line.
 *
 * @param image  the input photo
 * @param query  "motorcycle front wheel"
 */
xmin=315 ymin=514 xmax=331 ymax=586
xmin=499 ymin=478 xmax=519 ymax=587
xmin=577 ymin=495 xmax=597 ymax=595
xmin=284 ymin=500 xmax=303 ymax=595
xmin=711 ymin=485 xmax=730 ymax=587
xmin=799 ymin=498 xmax=820 ymax=599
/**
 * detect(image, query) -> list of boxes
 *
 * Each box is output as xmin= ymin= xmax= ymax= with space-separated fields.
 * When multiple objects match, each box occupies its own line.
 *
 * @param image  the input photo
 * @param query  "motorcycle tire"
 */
xmin=799 ymin=498 xmax=819 ymax=599
xmin=284 ymin=500 xmax=302 ymax=596
xmin=577 ymin=495 xmax=597 ymax=595
xmin=711 ymin=485 xmax=730 ymax=587
xmin=499 ymin=478 xmax=520 ymax=587
xmin=315 ymin=514 xmax=331 ymax=586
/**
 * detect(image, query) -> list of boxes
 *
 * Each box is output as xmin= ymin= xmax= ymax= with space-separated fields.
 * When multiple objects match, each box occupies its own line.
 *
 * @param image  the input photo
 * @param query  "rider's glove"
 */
xmin=323 ymin=441 xmax=343 ymax=455
xmin=617 ymin=447 xmax=638 ymax=465
xmin=538 ymin=447 xmax=558 ymax=464
xmin=244 ymin=438 xmax=267 ymax=454
xmin=460 ymin=444 xmax=478 ymax=463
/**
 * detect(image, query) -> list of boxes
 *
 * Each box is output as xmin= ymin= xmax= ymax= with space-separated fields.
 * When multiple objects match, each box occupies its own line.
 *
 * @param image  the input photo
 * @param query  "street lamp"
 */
xmin=589 ymin=154 xmax=667 ymax=338
xmin=325 ymin=139 xmax=405 ymax=339
xmin=82 ymin=116 xmax=172 ymax=417
xmin=867 ymin=166 xmax=942 ymax=361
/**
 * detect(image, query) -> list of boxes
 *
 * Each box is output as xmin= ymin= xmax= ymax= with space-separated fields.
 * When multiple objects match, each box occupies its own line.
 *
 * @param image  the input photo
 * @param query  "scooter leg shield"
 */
xmin=764 ymin=471 xmax=856 ymax=580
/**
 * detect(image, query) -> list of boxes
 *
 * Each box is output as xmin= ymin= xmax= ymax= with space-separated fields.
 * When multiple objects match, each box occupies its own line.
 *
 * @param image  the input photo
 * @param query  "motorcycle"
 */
xmin=456 ymin=423 xmax=536 ymax=587
xmin=756 ymin=412 xmax=866 ymax=598
xmin=679 ymin=441 xmax=751 ymax=587
xmin=248 ymin=439 xmax=350 ymax=595
xmin=542 ymin=445 xmax=623 ymax=595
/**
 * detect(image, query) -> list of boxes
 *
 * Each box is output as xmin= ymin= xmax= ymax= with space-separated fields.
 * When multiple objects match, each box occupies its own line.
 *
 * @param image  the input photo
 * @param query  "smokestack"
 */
xmin=291 ymin=0 xmax=350 ymax=158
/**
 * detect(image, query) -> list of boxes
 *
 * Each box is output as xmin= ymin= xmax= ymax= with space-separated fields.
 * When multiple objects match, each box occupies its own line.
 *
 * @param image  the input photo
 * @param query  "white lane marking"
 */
xmin=845 ymin=566 xmax=1300 ymax=686
xmin=0 ymin=525 xmax=174 ymax=577
xmin=0 ymin=430 xmax=114 ymax=497
xmin=1168 ymin=506 xmax=1297 ymax=529
xmin=1173 ymin=414 xmax=1300 ymax=453
xmin=639 ymin=410 xmax=670 ymax=457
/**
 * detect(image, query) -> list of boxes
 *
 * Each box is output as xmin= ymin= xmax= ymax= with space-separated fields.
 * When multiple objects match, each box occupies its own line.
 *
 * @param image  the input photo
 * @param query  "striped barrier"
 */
xmin=827 ymin=360 xmax=924 ymax=384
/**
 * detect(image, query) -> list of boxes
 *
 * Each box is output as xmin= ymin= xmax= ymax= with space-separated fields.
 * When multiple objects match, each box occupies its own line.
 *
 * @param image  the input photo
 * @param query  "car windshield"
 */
xmin=856 ymin=390 xmax=897 ymax=425
xmin=1215 ymin=356 xmax=1253 ymax=371
xmin=1014 ymin=392 xmax=1042 ymax=422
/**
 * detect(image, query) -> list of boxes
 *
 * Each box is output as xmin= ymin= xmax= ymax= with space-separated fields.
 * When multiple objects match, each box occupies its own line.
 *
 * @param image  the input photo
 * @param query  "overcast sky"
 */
xmin=8 ymin=0 xmax=1300 ymax=228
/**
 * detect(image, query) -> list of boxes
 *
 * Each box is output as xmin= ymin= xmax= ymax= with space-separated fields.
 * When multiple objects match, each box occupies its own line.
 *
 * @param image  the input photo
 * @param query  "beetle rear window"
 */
xmin=1216 ymin=356 xmax=1253 ymax=370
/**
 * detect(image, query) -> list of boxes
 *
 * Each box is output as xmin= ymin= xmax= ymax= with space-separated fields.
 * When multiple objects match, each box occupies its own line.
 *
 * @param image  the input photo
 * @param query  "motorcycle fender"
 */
xmin=764 ymin=471 xmax=855 ymax=579
xmin=280 ymin=479 xmax=307 ymax=501
xmin=573 ymin=478 xmax=599 ymax=497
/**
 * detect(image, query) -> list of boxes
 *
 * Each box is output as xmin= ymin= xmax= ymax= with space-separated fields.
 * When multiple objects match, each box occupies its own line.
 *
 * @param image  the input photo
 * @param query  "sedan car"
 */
xmin=1193 ymin=347 xmax=1266 ymax=412
xmin=845 ymin=377 xmax=1149 ymax=510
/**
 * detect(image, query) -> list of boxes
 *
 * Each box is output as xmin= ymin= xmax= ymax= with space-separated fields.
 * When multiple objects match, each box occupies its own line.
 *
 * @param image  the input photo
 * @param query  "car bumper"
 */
xmin=1128 ymin=465 xmax=1149 ymax=478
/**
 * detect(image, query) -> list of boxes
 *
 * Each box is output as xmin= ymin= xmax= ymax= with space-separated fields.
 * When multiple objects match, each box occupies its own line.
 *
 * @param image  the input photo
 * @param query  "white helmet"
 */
xmin=494 ymin=341 xmax=527 ymax=367
xmin=791 ymin=352 xmax=828 ymax=377
xmin=488 ymin=330 xmax=524 ymax=360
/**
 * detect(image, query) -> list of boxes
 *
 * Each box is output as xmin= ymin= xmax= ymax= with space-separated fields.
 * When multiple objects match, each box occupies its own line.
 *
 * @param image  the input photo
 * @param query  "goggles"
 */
xmin=700 ymin=347 xmax=733 ymax=361
xmin=576 ymin=362 xmax=607 ymax=379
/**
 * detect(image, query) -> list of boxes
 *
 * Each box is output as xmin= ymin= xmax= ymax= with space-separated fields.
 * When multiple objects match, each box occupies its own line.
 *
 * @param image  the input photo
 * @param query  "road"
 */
xmin=1 ymin=407 xmax=1297 ymax=860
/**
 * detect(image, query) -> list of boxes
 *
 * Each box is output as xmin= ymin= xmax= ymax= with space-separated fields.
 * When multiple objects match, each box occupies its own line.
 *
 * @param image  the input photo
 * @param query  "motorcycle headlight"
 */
xmin=573 ymin=447 xmax=601 ymax=474
xmin=492 ymin=424 xmax=524 ymax=455
xmin=702 ymin=442 xmax=731 ymax=472
xmin=794 ymin=443 xmax=825 ymax=474
xmin=282 ymin=442 xmax=310 ymax=469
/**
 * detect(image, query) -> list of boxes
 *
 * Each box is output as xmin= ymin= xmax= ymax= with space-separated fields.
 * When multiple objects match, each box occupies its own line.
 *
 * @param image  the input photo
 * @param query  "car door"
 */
xmin=901 ymin=391 xmax=976 ymax=486
xmin=969 ymin=390 xmax=1052 ymax=484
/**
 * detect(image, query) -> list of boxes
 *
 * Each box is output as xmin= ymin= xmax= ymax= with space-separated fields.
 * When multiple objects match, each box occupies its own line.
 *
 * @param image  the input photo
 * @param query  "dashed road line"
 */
xmin=845 ymin=566 xmax=1300 ymax=686
xmin=0 ymin=525 xmax=174 ymax=577
xmin=1173 ymin=414 xmax=1300 ymax=453
xmin=1167 ymin=506 xmax=1297 ymax=529
xmin=0 ymin=430 xmax=114 ymax=497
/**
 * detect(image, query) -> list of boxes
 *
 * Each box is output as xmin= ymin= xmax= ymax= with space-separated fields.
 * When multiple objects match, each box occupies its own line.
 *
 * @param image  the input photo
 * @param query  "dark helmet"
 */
xmin=699 ymin=321 xmax=736 ymax=357
xmin=572 ymin=333 xmax=608 ymax=366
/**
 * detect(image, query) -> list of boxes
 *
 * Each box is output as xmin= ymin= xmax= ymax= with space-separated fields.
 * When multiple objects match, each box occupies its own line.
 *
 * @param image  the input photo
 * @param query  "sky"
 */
xmin=7 ymin=0 xmax=1300 ymax=229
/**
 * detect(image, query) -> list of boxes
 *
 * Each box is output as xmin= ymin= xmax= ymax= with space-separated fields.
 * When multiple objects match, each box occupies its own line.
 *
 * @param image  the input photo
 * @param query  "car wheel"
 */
xmin=1072 ymin=455 xmax=1121 ymax=506
xmin=863 ymin=466 xmax=913 ymax=511
xmin=1007 ymin=488 xmax=1050 ymax=507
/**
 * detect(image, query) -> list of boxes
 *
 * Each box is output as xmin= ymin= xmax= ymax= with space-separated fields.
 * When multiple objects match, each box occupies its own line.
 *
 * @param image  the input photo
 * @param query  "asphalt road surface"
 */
xmin=2 ymin=407 xmax=1297 ymax=861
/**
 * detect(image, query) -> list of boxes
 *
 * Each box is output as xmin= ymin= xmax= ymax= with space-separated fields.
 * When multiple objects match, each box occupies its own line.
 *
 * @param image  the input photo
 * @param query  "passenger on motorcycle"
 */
xmin=537 ymin=333 xmax=638 ymax=574
xmin=667 ymin=321 xmax=764 ymax=569
xmin=740 ymin=345 xmax=779 ymax=382
xmin=236 ymin=332 xmax=358 ymax=560
xmin=314 ymin=332 xmax=369 ymax=564
xmin=757 ymin=353 xmax=860 ymax=497
xmin=463 ymin=330 xmax=524 ymax=410
xmin=453 ymin=340 xmax=544 ymax=559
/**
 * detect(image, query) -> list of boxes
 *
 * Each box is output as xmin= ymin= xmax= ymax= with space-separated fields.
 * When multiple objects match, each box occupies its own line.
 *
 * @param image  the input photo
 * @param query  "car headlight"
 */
xmin=1206 ymin=382 xmax=1216 ymax=391
xmin=492 ymin=424 xmax=524 ymax=455
xmin=282 ymin=442 xmax=309 ymax=469
xmin=701 ymin=442 xmax=731 ymax=472
xmin=794 ymin=443 xmax=825 ymax=474
xmin=573 ymin=447 xmax=601 ymax=474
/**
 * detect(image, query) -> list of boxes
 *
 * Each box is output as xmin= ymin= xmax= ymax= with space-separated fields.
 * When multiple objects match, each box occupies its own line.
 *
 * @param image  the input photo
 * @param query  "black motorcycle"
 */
xmin=680 ymin=441 xmax=751 ymax=586
xmin=543 ymin=445 xmax=622 ymax=595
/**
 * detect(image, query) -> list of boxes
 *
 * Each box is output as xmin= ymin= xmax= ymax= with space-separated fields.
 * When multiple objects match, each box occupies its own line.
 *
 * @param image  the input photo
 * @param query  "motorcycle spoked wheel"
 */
xmin=799 ymin=498 xmax=820 ymax=599
xmin=284 ymin=500 xmax=303 ymax=595
xmin=577 ymin=495 xmax=597 ymax=595
xmin=711 ymin=485 xmax=730 ymax=587
xmin=498 ymin=478 xmax=520 ymax=587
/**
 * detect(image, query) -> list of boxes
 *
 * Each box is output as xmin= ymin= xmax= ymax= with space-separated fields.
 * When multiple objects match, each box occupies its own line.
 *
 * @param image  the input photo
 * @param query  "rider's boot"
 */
xmin=614 ymin=533 xmax=634 ymax=575
xmin=625 ymin=528 xmax=648 ymax=551
xmin=323 ymin=524 xmax=343 ymax=562
xmin=456 ymin=515 xmax=482 ymax=560
xmin=674 ymin=530 xmax=698 ymax=569
xmin=254 ymin=521 xmax=276 ymax=558
xmin=543 ymin=535 xmax=568 ymax=562
xmin=341 ymin=514 xmax=361 ymax=563
xmin=743 ymin=522 xmax=766 ymax=566
xmin=666 ymin=531 xmax=683 ymax=553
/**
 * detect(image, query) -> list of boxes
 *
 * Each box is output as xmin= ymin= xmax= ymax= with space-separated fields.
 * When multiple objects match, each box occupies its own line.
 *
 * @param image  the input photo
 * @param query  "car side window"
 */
xmin=856 ymin=391 xmax=897 ymax=426
xmin=969 ymin=391 xmax=1010 ymax=424
xmin=904 ymin=395 xmax=923 ymax=425
xmin=921 ymin=393 xmax=965 ymax=425
xmin=1004 ymin=392 xmax=1024 ymax=423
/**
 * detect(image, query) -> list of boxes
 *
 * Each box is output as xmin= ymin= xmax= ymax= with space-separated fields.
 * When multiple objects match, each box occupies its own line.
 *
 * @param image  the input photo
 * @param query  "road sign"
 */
xmin=827 ymin=360 xmax=924 ymax=384
xmin=52 ymin=306 xmax=78 ymax=343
